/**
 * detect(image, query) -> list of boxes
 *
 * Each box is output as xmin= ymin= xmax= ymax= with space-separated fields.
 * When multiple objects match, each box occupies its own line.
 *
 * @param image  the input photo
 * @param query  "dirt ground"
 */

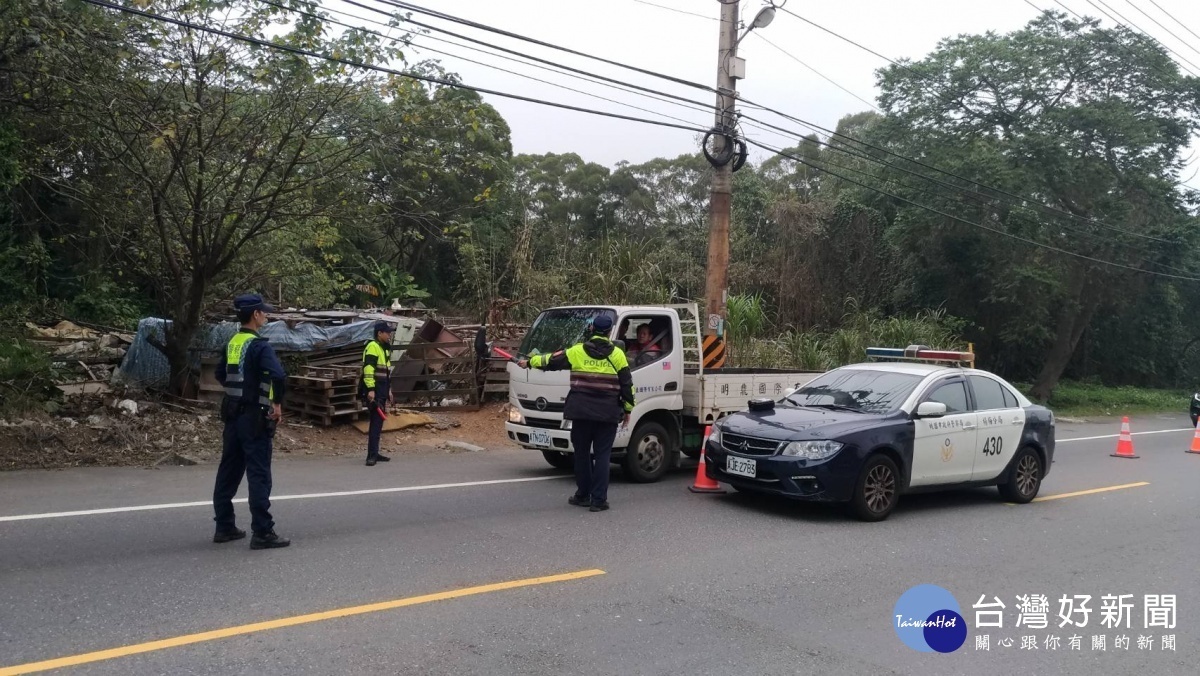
xmin=0 ymin=394 xmax=514 ymax=471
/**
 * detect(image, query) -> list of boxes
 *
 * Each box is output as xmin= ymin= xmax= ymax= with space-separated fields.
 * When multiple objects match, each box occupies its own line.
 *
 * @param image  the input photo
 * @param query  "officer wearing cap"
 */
xmin=518 ymin=314 xmax=634 ymax=512
xmin=361 ymin=320 xmax=395 ymax=466
xmin=212 ymin=294 xmax=290 ymax=549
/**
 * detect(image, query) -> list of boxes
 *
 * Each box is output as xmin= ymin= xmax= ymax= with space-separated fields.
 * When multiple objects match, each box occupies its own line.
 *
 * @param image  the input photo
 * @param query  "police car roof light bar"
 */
xmin=865 ymin=346 xmax=975 ymax=366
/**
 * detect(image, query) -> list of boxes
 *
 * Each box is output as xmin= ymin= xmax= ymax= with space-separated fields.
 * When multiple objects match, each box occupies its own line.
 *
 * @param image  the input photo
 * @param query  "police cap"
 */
xmin=233 ymin=294 xmax=275 ymax=314
xmin=591 ymin=314 xmax=613 ymax=333
xmin=374 ymin=320 xmax=395 ymax=335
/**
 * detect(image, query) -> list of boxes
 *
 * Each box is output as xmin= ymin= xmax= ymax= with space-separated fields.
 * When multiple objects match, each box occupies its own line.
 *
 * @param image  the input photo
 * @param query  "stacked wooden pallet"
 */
xmin=284 ymin=365 xmax=365 ymax=427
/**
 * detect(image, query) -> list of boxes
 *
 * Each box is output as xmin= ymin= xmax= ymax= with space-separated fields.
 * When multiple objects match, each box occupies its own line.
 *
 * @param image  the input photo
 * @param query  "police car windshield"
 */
xmin=519 ymin=308 xmax=616 ymax=357
xmin=784 ymin=369 xmax=922 ymax=414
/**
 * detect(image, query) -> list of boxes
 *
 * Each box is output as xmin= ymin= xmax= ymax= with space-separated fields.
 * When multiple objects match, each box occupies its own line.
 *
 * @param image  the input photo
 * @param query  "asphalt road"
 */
xmin=0 ymin=415 xmax=1195 ymax=675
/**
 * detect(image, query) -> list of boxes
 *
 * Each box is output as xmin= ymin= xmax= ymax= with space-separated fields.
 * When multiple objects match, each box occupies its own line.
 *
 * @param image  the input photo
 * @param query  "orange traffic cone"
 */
xmin=1187 ymin=419 xmax=1200 ymax=455
xmin=1111 ymin=417 xmax=1139 ymax=459
xmin=688 ymin=426 xmax=726 ymax=493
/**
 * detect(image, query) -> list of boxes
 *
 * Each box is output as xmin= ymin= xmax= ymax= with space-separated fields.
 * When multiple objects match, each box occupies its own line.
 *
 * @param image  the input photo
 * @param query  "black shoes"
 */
xmin=366 ymin=457 xmax=376 ymax=466
xmin=366 ymin=454 xmax=391 ymax=466
xmin=570 ymin=494 xmax=610 ymax=511
xmin=250 ymin=531 xmax=291 ymax=549
xmin=213 ymin=528 xmax=246 ymax=543
xmin=375 ymin=454 xmax=391 ymax=462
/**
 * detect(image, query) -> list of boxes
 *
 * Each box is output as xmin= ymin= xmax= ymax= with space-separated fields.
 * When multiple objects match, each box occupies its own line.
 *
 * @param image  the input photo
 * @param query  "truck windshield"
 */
xmin=784 ymin=369 xmax=922 ymax=414
xmin=519 ymin=308 xmax=616 ymax=357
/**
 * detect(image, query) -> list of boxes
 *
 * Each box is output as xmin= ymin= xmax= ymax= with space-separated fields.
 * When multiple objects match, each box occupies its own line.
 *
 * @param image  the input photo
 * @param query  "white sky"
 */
xmin=326 ymin=0 xmax=1200 ymax=189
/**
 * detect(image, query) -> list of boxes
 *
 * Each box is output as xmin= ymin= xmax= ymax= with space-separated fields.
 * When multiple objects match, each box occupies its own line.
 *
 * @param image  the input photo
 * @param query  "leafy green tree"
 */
xmin=875 ymin=12 xmax=1200 ymax=398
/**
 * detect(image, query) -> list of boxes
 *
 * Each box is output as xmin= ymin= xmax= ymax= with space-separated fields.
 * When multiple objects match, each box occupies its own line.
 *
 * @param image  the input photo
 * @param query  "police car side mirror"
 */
xmin=915 ymin=401 xmax=948 ymax=418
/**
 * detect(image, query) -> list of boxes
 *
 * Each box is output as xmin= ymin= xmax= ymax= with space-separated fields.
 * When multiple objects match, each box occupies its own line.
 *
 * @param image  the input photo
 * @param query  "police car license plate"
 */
xmin=726 ymin=455 xmax=756 ymax=478
xmin=529 ymin=429 xmax=552 ymax=448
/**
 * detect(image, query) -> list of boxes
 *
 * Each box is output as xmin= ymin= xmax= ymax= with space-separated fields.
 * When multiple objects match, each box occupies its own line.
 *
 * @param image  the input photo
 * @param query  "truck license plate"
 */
xmin=726 ymin=455 xmax=756 ymax=478
xmin=529 ymin=429 xmax=552 ymax=448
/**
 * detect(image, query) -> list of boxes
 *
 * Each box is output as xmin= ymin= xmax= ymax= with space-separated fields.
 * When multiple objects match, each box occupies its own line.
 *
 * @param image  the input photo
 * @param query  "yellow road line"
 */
xmin=0 ymin=569 xmax=606 ymax=676
xmin=1032 ymin=481 xmax=1150 ymax=502
xmin=1005 ymin=481 xmax=1150 ymax=505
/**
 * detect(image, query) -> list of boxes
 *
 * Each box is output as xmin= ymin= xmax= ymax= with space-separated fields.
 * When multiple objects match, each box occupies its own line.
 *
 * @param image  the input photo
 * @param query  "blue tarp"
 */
xmin=114 ymin=316 xmax=420 ymax=390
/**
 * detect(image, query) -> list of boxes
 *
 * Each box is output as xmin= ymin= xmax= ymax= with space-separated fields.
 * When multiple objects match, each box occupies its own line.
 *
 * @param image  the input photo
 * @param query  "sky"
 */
xmin=324 ymin=0 xmax=1200 ymax=189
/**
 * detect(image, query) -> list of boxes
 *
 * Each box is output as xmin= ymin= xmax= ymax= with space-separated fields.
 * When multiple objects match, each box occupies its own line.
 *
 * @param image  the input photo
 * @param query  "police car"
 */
xmin=704 ymin=347 xmax=1055 ymax=521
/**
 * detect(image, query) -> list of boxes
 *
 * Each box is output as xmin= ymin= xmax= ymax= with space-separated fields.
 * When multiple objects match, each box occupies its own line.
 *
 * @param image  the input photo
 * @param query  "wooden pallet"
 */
xmin=284 ymin=366 xmax=363 ymax=426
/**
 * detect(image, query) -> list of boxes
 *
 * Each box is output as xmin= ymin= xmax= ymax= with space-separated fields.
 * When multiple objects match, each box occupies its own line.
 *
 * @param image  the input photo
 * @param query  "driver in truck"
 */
xmin=518 ymin=314 xmax=635 ymax=512
xmin=625 ymin=323 xmax=662 ymax=367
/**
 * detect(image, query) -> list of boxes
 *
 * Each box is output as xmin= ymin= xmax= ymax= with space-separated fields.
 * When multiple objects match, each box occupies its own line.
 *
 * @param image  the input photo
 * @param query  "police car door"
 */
xmin=967 ymin=375 xmax=1025 ymax=482
xmin=910 ymin=377 xmax=978 ymax=486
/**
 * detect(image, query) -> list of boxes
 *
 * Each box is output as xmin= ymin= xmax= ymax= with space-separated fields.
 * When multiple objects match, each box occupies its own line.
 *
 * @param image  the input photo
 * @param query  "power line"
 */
xmin=321 ymin=1 xmax=719 ymax=121
xmin=1080 ymin=0 xmax=1200 ymax=74
xmin=737 ymin=118 xmax=1196 ymax=272
xmin=369 ymin=0 xmax=719 ymax=95
xmin=1122 ymin=0 xmax=1200 ymax=56
xmin=80 ymin=0 xmax=710 ymax=136
xmin=631 ymin=0 xmax=716 ymax=21
xmin=1146 ymin=0 xmax=1200 ymax=45
xmin=752 ymin=32 xmax=879 ymax=112
xmin=88 ymin=0 xmax=1183 ymax=262
xmin=745 ymin=137 xmax=1200 ymax=281
xmin=740 ymin=102 xmax=1177 ymax=244
xmin=339 ymin=0 xmax=722 ymax=116
xmin=257 ymin=0 xmax=710 ymax=128
xmin=331 ymin=1 xmax=1170 ymax=249
xmin=373 ymin=0 xmax=1176 ymax=245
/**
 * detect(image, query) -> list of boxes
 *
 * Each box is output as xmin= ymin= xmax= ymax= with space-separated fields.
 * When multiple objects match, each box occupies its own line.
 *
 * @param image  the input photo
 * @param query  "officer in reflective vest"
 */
xmin=362 ymin=320 xmax=395 ymax=466
xmin=518 ymin=314 xmax=634 ymax=512
xmin=212 ymin=294 xmax=290 ymax=549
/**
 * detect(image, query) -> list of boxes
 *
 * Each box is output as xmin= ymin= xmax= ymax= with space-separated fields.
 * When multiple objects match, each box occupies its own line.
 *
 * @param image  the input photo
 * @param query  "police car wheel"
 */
xmin=622 ymin=421 xmax=674 ymax=483
xmin=998 ymin=447 xmax=1043 ymax=503
xmin=541 ymin=450 xmax=573 ymax=471
xmin=850 ymin=455 xmax=899 ymax=522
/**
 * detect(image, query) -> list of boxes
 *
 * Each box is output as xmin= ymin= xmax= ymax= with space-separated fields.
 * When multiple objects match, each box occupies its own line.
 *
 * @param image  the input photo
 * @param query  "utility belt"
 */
xmin=220 ymin=396 xmax=277 ymax=438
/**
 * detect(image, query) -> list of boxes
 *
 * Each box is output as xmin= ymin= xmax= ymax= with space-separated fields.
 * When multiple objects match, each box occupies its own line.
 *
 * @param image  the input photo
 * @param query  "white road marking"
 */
xmin=1057 ymin=428 xmax=1193 ymax=443
xmin=4 ymin=426 xmax=1193 ymax=523
xmin=0 ymin=476 xmax=567 ymax=523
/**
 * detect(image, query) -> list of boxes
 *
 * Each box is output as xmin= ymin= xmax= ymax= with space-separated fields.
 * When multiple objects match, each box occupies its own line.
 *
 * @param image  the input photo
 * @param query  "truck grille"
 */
xmin=525 ymin=417 xmax=562 ymax=429
xmin=722 ymin=433 xmax=780 ymax=456
xmin=519 ymin=398 xmax=565 ymax=413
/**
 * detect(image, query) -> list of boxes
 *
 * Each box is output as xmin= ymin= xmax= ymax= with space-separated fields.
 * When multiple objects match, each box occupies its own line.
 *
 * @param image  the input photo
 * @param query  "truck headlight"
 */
xmin=780 ymin=440 xmax=844 ymax=460
xmin=507 ymin=407 xmax=525 ymax=424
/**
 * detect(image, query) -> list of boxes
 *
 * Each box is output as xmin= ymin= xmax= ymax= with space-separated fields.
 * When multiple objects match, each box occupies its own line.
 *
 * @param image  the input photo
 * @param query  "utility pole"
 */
xmin=702 ymin=0 xmax=741 ymax=369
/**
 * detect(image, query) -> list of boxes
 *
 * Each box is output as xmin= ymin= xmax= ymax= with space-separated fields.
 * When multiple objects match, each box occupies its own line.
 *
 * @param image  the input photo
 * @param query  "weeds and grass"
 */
xmin=1018 ymin=381 xmax=1190 ymax=418
xmin=0 ymin=337 xmax=59 ymax=417
xmin=728 ymin=306 xmax=967 ymax=371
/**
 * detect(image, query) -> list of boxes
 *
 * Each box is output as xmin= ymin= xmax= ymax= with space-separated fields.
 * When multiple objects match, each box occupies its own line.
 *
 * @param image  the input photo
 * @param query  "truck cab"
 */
xmin=505 ymin=304 xmax=823 ymax=483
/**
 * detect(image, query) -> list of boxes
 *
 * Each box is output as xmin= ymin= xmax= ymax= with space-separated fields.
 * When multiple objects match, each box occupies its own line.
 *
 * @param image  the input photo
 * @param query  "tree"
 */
xmin=50 ymin=1 xmax=402 ymax=391
xmin=875 ymin=12 xmax=1200 ymax=398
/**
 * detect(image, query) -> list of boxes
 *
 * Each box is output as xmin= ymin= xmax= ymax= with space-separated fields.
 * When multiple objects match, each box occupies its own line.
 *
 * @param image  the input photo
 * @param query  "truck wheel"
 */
xmin=622 ymin=421 xmax=675 ymax=483
xmin=849 ymin=454 xmax=900 ymax=522
xmin=998 ymin=447 xmax=1043 ymax=503
xmin=541 ymin=450 xmax=573 ymax=471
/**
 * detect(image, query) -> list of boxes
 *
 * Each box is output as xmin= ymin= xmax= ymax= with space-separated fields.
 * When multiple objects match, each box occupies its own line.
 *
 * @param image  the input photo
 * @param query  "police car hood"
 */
xmin=719 ymin=405 xmax=891 ymax=441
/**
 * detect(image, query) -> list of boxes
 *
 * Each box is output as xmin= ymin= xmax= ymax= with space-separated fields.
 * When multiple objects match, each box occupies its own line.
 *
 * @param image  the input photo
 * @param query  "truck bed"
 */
xmin=682 ymin=370 xmax=824 ymax=424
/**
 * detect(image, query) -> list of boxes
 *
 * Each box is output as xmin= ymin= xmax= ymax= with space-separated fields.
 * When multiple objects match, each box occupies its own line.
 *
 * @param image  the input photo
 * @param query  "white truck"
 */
xmin=503 ymin=303 xmax=823 ymax=482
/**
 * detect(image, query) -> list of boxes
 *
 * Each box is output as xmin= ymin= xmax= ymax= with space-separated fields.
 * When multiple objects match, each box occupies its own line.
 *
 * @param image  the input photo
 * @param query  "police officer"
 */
xmin=362 ymin=320 xmax=395 ymax=466
xmin=519 ymin=314 xmax=634 ymax=512
xmin=212 ymin=294 xmax=290 ymax=549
